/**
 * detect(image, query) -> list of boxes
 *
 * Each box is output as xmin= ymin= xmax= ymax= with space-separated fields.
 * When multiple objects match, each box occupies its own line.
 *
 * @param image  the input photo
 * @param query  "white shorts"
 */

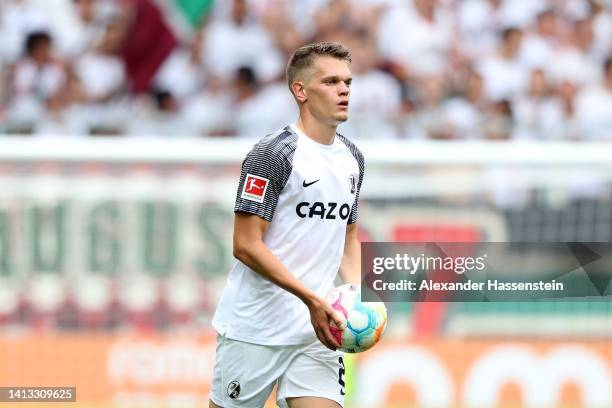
xmin=210 ymin=335 xmax=346 ymax=408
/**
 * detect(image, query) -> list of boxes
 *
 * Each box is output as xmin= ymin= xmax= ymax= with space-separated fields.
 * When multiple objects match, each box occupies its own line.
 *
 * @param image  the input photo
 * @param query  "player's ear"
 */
xmin=292 ymin=81 xmax=307 ymax=103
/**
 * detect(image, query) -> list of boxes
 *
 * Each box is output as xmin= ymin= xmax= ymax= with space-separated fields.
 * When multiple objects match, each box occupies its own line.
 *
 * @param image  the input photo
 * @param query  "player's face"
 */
xmin=304 ymin=56 xmax=352 ymax=125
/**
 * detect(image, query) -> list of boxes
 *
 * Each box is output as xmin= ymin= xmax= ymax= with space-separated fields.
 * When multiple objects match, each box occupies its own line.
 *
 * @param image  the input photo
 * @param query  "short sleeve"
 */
xmin=234 ymin=133 xmax=296 ymax=221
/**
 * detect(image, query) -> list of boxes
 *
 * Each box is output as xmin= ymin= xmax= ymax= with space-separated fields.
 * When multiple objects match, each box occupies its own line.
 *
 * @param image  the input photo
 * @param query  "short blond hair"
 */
xmin=286 ymin=41 xmax=351 ymax=90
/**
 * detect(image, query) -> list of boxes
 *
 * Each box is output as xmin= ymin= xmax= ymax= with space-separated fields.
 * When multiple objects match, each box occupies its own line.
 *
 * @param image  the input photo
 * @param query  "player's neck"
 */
xmin=295 ymin=117 xmax=337 ymax=146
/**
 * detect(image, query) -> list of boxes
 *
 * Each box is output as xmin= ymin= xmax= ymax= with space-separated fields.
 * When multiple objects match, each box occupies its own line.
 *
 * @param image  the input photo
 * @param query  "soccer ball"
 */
xmin=327 ymin=284 xmax=387 ymax=353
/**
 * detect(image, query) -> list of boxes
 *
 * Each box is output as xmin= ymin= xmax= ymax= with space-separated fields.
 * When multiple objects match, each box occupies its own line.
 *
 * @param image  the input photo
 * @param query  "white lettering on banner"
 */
xmin=355 ymin=345 xmax=611 ymax=408
xmin=462 ymin=345 xmax=612 ymax=408
xmin=107 ymin=340 xmax=216 ymax=386
xmin=355 ymin=346 xmax=453 ymax=407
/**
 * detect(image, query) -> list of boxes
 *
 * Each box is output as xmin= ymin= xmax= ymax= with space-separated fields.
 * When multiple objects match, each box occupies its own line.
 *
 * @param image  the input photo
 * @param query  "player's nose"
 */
xmin=338 ymin=82 xmax=349 ymax=95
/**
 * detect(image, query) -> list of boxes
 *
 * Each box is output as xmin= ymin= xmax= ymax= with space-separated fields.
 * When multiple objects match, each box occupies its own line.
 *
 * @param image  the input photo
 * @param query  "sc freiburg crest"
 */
xmin=227 ymin=380 xmax=241 ymax=399
xmin=349 ymin=175 xmax=356 ymax=194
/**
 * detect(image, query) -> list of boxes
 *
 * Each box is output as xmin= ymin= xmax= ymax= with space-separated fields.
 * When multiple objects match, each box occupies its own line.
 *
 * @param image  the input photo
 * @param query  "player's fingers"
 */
xmin=323 ymin=302 xmax=345 ymax=329
xmin=315 ymin=327 xmax=334 ymax=351
xmin=313 ymin=325 xmax=325 ymax=344
xmin=315 ymin=327 xmax=336 ymax=351
xmin=330 ymin=310 xmax=347 ymax=330
xmin=322 ymin=324 xmax=340 ymax=350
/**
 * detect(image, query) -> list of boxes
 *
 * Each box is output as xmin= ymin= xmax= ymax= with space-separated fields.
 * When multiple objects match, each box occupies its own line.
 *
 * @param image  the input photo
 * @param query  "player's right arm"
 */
xmin=233 ymin=212 xmax=343 ymax=351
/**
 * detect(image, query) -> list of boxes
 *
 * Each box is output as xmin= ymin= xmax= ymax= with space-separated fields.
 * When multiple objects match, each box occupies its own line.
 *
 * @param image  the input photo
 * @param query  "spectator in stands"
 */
xmin=457 ymin=0 xmax=504 ymax=59
xmin=403 ymin=74 xmax=452 ymax=139
xmin=153 ymin=30 xmax=206 ymax=100
xmin=182 ymin=73 xmax=234 ymax=137
xmin=513 ymin=69 xmax=558 ymax=139
xmin=519 ymin=9 xmax=561 ymax=70
xmin=553 ymin=80 xmax=581 ymax=140
xmin=0 ymin=0 xmax=49 ymax=64
xmin=377 ymin=0 xmax=452 ymax=79
xmin=7 ymin=31 xmax=67 ymax=133
xmin=75 ymin=22 xmax=125 ymax=104
xmin=442 ymin=70 xmax=487 ymax=139
xmin=61 ymin=21 xmax=128 ymax=135
xmin=35 ymin=70 xmax=87 ymax=135
xmin=477 ymin=27 xmax=529 ymax=101
xmin=202 ymin=0 xmax=284 ymax=83
xmin=339 ymin=31 xmax=402 ymax=139
xmin=231 ymin=65 xmax=296 ymax=138
xmin=128 ymin=88 xmax=187 ymax=136
xmin=482 ymin=99 xmax=514 ymax=140
xmin=498 ymin=0 xmax=548 ymax=29
xmin=313 ymin=0 xmax=381 ymax=43
xmin=514 ymin=67 xmax=584 ymax=141
xmin=0 ymin=0 xmax=609 ymax=140
xmin=155 ymin=89 xmax=179 ymax=113
xmin=589 ymin=0 xmax=612 ymax=63
xmin=12 ymin=31 xmax=66 ymax=99
xmin=258 ymin=1 xmax=303 ymax=60
xmin=547 ymin=17 xmax=601 ymax=86
xmin=314 ymin=0 xmax=354 ymax=41
xmin=68 ymin=0 xmax=111 ymax=58
xmin=575 ymin=56 xmax=612 ymax=140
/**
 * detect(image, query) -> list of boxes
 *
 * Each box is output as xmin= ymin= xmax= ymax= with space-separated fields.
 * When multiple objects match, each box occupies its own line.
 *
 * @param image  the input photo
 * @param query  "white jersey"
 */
xmin=212 ymin=124 xmax=365 ymax=345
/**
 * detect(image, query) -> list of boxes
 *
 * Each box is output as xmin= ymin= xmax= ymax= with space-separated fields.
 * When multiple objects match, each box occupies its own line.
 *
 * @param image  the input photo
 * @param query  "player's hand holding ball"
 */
xmin=327 ymin=284 xmax=387 ymax=353
xmin=307 ymin=295 xmax=347 ymax=351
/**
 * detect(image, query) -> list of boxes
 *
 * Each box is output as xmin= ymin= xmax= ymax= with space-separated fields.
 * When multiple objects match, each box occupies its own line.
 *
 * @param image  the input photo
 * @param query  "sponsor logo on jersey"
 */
xmin=241 ymin=174 xmax=269 ymax=203
xmin=296 ymin=202 xmax=351 ymax=220
xmin=302 ymin=179 xmax=320 ymax=188
xmin=349 ymin=175 xmax=356 ymax=194
xmin=227 ymin=380 xmax=241 ymax=399
xmin=339 ymin=356 xmax=346 ymax=395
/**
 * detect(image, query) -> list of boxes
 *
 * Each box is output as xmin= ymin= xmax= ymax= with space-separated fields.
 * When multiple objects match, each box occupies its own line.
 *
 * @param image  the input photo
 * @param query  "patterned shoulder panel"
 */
xmin=336 ymin=133 xmax=365 ymax=224
xmin=336 ymin=133 xmax=365 ymax=176
xmin=234 ymin=127 xmax=299 ymax=222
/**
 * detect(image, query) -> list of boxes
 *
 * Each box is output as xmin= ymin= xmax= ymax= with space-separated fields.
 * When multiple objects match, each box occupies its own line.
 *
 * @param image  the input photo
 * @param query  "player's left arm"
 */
xmin=339 ymin=222 xmax=361 ymax=285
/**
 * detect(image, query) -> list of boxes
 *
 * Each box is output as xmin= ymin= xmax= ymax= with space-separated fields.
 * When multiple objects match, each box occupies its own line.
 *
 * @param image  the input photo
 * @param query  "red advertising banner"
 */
xmin=0 ymin=333 xmax=610 ymax=408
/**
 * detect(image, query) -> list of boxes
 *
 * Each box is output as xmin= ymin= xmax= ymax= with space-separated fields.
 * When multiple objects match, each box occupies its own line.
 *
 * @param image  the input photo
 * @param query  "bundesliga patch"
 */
xmin=241 ymin=173 xmax=269 ymax=203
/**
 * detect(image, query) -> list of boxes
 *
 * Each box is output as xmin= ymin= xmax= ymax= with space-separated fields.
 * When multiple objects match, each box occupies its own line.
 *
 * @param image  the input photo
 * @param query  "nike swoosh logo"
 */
xmin=302 ymin=179 xmax=320 ymax=187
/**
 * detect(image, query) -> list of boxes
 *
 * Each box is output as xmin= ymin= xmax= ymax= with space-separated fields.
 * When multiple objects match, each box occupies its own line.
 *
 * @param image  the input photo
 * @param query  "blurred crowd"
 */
xmin=1 ymin=0 xmax=611 ymax=140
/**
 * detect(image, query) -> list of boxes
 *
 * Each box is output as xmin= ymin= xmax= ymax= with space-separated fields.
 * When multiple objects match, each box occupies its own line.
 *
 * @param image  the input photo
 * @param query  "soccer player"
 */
xmin=209 ymin=41 xmax=364 ymax=408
